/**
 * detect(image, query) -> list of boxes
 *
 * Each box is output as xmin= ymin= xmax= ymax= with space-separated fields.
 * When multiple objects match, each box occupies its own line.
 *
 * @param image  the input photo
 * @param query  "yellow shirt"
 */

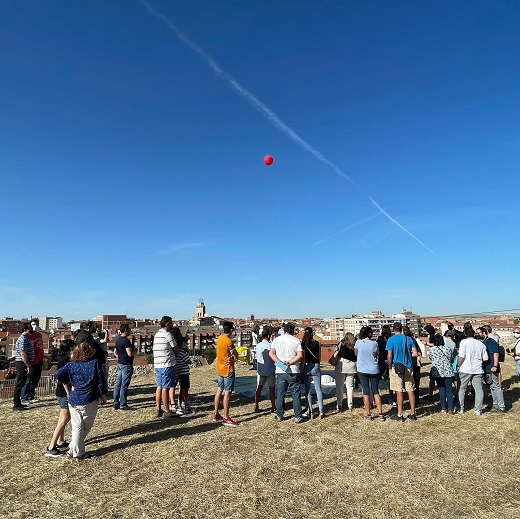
xmin=216 ymin=334 xmax=235 ymax=377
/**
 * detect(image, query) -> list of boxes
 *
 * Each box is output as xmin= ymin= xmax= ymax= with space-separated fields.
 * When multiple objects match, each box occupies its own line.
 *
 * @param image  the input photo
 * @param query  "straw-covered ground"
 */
xmin=1 ymin=356 xmax=519 ymax=519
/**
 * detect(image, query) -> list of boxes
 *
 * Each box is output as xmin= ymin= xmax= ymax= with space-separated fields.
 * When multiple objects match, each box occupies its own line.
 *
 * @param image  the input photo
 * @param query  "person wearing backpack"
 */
xmin=481 ymin=326 xmax=505 ymax=413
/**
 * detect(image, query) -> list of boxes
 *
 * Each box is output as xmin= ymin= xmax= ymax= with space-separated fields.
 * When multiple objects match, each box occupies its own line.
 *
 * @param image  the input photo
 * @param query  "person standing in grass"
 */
xmin=213 ymin=321 xmax=239 ymax=427
xmin=301 ymin=327 xmax=325 ymax=419
xmin=457 ymin=327 xmax=488 ymax=416
xmin=480 ymin=326 xmax=505 ymax=413
xmin=269 ymin=322 xmax=306 ymax=424
xmin=54 ymin=342 xmax=107 ymax=460
xmin=507 ymin=327 xmax=520 ymax=378
xmin=386 ymin=322 xmax=418 ymax=422
xmin=171 ymin=327 xmax=191 ymax=415
xmin=254 ymin=328 xmax=276 ymax=413
xmin=427 ymin=334 xmax=455 ymax=414
xmin=45 ymin=339 xmax=74 ymax=458
xmin=355 ymin=326 xmax=385 ymax=421
xmin=333 ymin=332 xmax=357 ymax=412
xmin=113 ymin=323 xmax=135 ymax=411
xmin=153 ymin=316 xmax=178 ymax=418
xmin=21 ymin=319 xmax=44 ymax=404
xmin=13 ymin=322 xmax=34 ymax=411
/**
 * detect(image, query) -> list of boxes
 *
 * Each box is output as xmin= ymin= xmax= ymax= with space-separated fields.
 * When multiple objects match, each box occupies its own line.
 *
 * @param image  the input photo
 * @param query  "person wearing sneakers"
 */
xmin=427 ymin=334 xmax=455 ymax=414
xmin=153 ymin=316 xmax=179 ymax=418
xmin=172 ymin=327 xmax=191 ymax=416
xmin=254 ymin=328 xmax=276 ymax=413
xmin=113 ymin=323 xmax=135 ymax=411
xmin=45 ymin=339 xmax=74 ymax=458
xmin=13 ymin=322 xmax=34 ymax=411
xmin=54 ymin=342 xmax=107 ymax=460
xmin=386 ymin=322 xmax=418 ymax=422
xmin=269 ymin=322 xmax=306 ymax=423
xmin=213 ymin=321 xmax=239 ymax=427
xmin=21 ymin=319 xmax=44 ymax=405
xmin=481 ymin=326 xmax=505 ymax=413
xmin=355 ymin=327 xmax=385 ymax=422
xmin=457 ymin=326 xmax=488 ymax=415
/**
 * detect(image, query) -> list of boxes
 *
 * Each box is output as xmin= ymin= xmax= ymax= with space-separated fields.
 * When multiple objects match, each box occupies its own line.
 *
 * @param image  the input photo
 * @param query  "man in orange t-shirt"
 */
xmin=213 ymin=321 xmax=238 ymax=427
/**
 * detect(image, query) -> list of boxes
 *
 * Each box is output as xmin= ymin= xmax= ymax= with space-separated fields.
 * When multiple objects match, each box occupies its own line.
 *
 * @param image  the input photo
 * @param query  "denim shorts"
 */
xmin=358 ymin=372 xmax=380 ymax=396
xmin=56 ymin=396 xmax=69 ymax=409
xmin=217 ymin=372 xmax=235 ymax=392
xmin=155 ymin=366 xmax=176 ymax=388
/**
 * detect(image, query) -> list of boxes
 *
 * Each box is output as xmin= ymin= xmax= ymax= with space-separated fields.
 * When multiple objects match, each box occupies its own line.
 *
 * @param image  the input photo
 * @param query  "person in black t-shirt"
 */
xmin=113 ymin=323 xmax=135 ymax=411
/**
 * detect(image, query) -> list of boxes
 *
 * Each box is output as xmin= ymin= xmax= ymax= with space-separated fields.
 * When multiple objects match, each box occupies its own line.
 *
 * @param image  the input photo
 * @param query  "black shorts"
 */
xmin=175 ymin=374 xmax=190 ymax=389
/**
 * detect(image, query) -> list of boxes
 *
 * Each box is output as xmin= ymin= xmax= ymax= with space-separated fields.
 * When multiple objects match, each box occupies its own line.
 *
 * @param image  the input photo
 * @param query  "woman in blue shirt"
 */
xmin=355 ymin=327 xmax=385 ymax=421
xmin=55 ymin=342 xmax=107 ymax=459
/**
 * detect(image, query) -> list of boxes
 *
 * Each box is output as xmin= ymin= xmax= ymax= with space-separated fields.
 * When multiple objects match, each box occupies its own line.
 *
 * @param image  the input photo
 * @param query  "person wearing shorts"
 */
xmin=386 ymin=322 xmax=418 ymax=422
xmin=153 ymin=316 xmax=178 ymax=418
xmin=172 ymin=328 xmax=191 ymax=415
xmin=254 ymin=328 xmax=276 ymax=413
xmin=355 ymin=327 xmax=385 ymax=421
xmin=45 ymin=339 xmax=74 ymax=457
xmin=213 ymin=321 xmax=238 ymax=427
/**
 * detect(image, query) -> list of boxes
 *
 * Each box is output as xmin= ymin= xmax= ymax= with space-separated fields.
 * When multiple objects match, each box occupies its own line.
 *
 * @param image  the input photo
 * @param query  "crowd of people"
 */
xmin=8 ymin=315 xmax=520 ymax=459
xmin=214 ymin=320 xmax=520 ymax=425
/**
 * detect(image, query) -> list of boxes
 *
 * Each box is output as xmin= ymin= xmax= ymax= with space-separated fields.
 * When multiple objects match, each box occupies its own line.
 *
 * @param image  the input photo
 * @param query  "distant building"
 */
xmin=92 ymin=315 xmax=130 ymax=331
xmin=329 ymin=309 xmax=422 ymax=340
xmin=38 ymin=316 xmax=63 ymax=331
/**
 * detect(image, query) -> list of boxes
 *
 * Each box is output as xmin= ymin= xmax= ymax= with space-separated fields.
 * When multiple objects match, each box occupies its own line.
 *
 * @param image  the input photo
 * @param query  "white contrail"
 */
xmin=140 ymin=0 xmax=354 ymax=185
xmin=141 ymin=1 xmax=434 ymax=254
xmin=313 ymin=212 xmax=381 ymax=246
xmin=369 ymin=197 xmax=436 ymax=255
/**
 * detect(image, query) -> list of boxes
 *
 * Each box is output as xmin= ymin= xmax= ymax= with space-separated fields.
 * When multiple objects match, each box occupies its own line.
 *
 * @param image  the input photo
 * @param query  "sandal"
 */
xmin=364 ymin=414 xmax=373 ymax=421
xmin=378 ymin=413 xmax=386 ymax=422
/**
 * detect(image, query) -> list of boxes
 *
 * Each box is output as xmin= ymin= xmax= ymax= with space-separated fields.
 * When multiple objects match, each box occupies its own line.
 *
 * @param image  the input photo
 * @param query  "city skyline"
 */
xmin=2 ymin=1 xmax=519 ymax=320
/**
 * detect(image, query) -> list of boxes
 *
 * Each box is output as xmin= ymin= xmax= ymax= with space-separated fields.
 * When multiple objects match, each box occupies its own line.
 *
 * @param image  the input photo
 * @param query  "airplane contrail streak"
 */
xmin=141 ymin=1 xmax=435 ymax=255
xmin=313 ymin=212 xmax=381 ymax=246
xmin=369 ymin=197 xmax=436 ymax=255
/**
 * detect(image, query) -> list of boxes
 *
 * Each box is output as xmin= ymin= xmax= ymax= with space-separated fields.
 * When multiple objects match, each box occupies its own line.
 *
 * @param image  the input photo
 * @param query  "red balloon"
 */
xmin=264 ymin=155 xmax=274 ymax=166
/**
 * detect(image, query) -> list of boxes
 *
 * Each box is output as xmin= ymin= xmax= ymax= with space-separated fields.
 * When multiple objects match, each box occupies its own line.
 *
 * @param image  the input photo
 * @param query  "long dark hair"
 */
xmin=301 ymin=327 xmax=313 ymax=348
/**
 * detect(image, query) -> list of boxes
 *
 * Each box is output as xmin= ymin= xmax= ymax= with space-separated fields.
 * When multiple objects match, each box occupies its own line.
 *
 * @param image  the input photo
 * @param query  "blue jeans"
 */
xmin=113 ymin=364 xmax=133 ymax=408
xmin=436 ymin=377 xmax=453 ymax=411
xmin=275 ymin=372 xmax=303 ymax=419
xmin=515 ymin=359 xmax=520 ymax=377
xmin=303 ymin=363 xmax=324 ymax=413
xmin=21 ymin=360 xmax=43 ymax=400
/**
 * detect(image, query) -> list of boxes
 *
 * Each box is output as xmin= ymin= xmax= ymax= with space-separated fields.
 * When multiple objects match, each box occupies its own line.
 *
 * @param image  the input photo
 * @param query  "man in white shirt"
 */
xmin=269 ymin=322 xmax=306 ymax=423
xmin=254 ymin=329 xmax=275 ymax=413
xmin=457 ymin=328 xmax=488 ymax=415
xmin=507 ymin=327 xmax=520 ymax=379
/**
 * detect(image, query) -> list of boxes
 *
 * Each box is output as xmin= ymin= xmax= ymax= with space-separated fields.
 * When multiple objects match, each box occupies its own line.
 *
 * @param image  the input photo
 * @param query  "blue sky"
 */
xmin=1 ymin=1 xmax=519 ymax=321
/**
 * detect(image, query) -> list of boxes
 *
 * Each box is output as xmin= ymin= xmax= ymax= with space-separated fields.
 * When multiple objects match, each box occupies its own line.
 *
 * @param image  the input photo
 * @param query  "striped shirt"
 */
xmin=153 ymin=329 xmax=177 ymax=369
xmin=15 ymin=334 xmax=34 ymax=363
xmin=174 ymin=348 xmax=190 ymax=376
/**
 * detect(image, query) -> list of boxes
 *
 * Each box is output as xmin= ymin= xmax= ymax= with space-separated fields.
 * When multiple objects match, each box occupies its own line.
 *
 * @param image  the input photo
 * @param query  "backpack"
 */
xmin=498 ymin=345 xmax=505 ymax=363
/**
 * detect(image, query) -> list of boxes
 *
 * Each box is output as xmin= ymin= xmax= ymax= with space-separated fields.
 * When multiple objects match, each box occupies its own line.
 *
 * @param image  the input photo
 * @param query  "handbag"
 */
xmin=394 ymin=362 xmax=406 ymax=374
xmin=328 ymin=346 xmax=339 ymax=367
xmin=393 ymin=337 xmax=408 ymax=374
xmin=328 ymin=352 xmax=339 ymax=367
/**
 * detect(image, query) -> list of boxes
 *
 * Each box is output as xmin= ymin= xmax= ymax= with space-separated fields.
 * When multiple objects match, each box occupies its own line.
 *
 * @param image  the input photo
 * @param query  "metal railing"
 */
xmin=0 ymin=375 xmax=57 ymax=399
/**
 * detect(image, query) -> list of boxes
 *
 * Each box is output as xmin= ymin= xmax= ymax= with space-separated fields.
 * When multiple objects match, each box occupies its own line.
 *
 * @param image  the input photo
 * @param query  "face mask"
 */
xmin=513 ymin=332 xmax=520 ymax=339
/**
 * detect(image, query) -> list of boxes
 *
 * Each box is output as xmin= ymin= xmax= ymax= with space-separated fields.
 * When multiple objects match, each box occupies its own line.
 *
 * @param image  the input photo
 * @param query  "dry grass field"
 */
xmin=1 ymin=358 xmax=519 ymax=519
